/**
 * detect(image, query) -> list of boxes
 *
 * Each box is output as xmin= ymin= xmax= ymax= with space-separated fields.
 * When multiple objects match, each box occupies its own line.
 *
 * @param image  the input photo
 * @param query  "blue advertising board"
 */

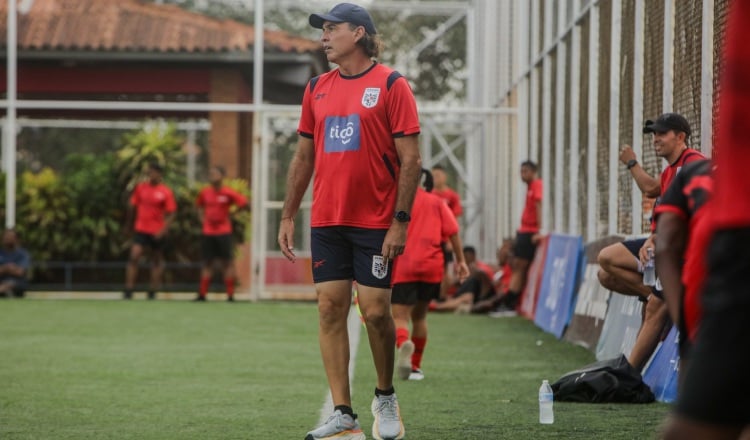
xmin=533 ymin=234 xmax=584 ymax=338
xmin=642 ymin=325 xmax=680 ymax=403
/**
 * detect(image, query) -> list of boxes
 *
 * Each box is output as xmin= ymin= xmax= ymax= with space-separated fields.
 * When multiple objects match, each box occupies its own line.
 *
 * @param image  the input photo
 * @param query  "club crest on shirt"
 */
xmin=361 ymin=87 xmax=381 ymax=108
xmin=372 ymin=255 xmax=388 ymax=279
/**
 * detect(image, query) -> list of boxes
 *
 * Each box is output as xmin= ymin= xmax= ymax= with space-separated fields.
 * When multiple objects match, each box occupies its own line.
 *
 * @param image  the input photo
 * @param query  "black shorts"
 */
xmin=311 ymin=226 xmax=391 ymax=288
xmin=202 ymin=234 xmax=233 ymax=261
xmin=675 ymin=228 xmax=750 ymax=426
xmin=513 ymin=232 xmax=537 ymax=261
xmin=391 ymin=282 xmax=440 ymax=305
xmin=134 ymin=232 xmax=165 ymax=250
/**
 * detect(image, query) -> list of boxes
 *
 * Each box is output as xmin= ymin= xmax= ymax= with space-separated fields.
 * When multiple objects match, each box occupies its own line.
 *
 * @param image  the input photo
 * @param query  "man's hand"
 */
xmin=639 ymin=234 xmax=656 ymax=266
xmin=381 ymin=222 xmax=407 ymax=265
xmin=619 ymin=145 xmax=637 ymax=165
xmin=278 ymin=218 xmax=296 ymax=262
xmin=531 ymin=233 xmax=543 ymax=244
xmin=454 ymin=261 xmax=471 ymax=284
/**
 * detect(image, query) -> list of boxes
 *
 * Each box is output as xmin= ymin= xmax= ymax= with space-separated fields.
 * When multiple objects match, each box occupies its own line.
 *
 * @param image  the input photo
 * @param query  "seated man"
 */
xmin=430 ymin=246 xmax=495 ymax=313
xmin=0 ymin=229 xmax=31 ymax=298
xmin=471 ymin=238 xmax=514 ymax=314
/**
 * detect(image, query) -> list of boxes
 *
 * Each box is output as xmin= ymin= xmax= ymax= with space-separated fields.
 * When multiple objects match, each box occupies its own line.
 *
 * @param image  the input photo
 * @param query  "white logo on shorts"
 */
xmin=372 ymin=255 xmax=388 ymax=279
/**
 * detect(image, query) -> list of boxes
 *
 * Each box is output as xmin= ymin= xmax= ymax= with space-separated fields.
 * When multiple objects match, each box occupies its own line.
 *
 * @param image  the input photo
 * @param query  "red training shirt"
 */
xmin=432 ymin=187 xmax=463 ymax=217
xmin=130 ymin=182 xmax=177 ymax=235
xmin=298 ymin=63 xmax=421 ymax=229
xmin=712 ymin=0 xmax=750 ymax=228
xmin=660 ymin=148 xmax=706 ymax=196
xmin=196 ymin=185 xmax=248 ymax=235
xmin=392 ymin=188 xmax=459 ymax=285
xmin=519 ymin=178 xmax=543 ymax=233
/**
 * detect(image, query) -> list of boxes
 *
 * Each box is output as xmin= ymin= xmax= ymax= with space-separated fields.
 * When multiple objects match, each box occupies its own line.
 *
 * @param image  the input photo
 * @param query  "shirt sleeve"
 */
xmin=654 ymin=172 xmax=688 ymax=220
xmin=439 ymin=200 xmax=459 ymax=240
xmin=297 ymin=79 xmax=316 ymax=139
xmin=165 ymin=188 xmax=177 ymax=213
xmin=532 ymin=179 xmax=544 ymax=202
xmin=196 ymin=189 xmax=205 ymax=207
xmin=386 ymin=76 xmax=421 ymax=138
xmin=230 ymin=188 xmax=248 ymax=208
xmin=130 ymin=184 xmax=140 ymax=207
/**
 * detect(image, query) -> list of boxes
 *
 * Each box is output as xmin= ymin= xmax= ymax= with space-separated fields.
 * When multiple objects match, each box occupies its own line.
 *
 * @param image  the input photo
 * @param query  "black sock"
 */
xmin=375 ymin=386 xmax=395 ymax=397
xmin=334 ymin=405 xmax=356 ymax=419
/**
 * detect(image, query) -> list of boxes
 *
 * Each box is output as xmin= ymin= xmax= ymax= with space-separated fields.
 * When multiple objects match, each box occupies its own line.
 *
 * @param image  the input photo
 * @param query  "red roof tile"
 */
xmin=0 ymin=0 xmax=322 ymax=54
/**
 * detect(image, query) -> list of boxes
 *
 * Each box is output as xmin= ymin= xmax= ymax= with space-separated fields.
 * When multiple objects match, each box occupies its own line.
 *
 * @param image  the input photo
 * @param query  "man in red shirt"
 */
xmin=194 ymin=166 xmax=248 ymax=302
xmin=663 ymin=2 xmax=750 ymax=437
xmin=496 ymin=160 xmax=542 ymax=313
xmin=391 ymin=169 xmax=469 ymax=381
xmin=596 ymin=113 xmax=705 ymax=370
xmin=277 ymin=4 xmax=421 ymax=440
xmin=124 ymin=162 xmax=176 ymax=300
xmin=430 ymin=164 xmax=463 ymax=301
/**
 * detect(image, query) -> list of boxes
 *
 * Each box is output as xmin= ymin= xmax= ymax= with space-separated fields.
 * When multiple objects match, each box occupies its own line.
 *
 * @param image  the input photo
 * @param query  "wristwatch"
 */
xmin=626 ymin=159 xmax=638 ymax=170
xmin=394 ymin=211 xmax=411 ymax=222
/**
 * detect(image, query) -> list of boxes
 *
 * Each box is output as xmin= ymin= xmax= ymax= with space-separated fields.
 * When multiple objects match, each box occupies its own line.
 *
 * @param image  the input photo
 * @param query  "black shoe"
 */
xmin=227 ymin=296 xmax=235 ymax=302
xmin=193 ymin=295 xmax=206 ymax=302
xmin=147 ymin=291 xmax=156 ymax=300
xmin=123 ymin=290 xmax=133 ymax=300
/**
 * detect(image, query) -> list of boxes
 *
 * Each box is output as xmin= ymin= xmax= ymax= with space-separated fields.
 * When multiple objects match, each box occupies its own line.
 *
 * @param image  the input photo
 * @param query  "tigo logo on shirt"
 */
xmin=324 ymin=115 xmax=361 ymax=153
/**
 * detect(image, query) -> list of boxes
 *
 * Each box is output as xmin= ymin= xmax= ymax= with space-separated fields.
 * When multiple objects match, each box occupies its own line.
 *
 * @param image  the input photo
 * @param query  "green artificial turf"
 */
xmin=0 ymin=300 xmax=669 ymax=439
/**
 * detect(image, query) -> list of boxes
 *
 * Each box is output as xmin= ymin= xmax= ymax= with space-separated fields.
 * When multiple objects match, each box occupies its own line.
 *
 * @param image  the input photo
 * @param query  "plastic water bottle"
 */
xmin=643 ymin=248 xmax=656 ymax=286
xmin=539 ymin=379 xmax=554 ymax=424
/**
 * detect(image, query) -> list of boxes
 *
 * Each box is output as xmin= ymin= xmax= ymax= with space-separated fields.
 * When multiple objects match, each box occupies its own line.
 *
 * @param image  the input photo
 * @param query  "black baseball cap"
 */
xmin=309 ymin=3 xmax=377 ymax=35
xmin=643 ymin=113 xmax=691 ymax=138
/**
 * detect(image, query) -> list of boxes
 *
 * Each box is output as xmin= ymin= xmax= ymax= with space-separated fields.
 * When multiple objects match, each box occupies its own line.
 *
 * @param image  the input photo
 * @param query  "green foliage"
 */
xmin=2 ymin=122 xmax=251 ymax=267
xmin=15 ymin=168 xmax=75 ymax=262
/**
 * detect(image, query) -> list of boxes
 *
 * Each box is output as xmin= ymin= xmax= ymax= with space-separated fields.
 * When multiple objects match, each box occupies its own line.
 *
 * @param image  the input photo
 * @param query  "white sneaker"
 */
xmin=396 ymin=341 xmax=414 ymax=380
xmin=408 ymin=369 xmax=424 ymax=381
xmin=371 ymin=393 xmax=405 ymax=440
xmin=305 ymin=409 xmax=365 ymax=440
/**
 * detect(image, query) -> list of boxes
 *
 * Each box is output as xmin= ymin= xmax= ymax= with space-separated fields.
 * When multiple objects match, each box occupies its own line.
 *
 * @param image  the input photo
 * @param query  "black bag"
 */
xmin=551 ymin=355 xmax=655 ymax=403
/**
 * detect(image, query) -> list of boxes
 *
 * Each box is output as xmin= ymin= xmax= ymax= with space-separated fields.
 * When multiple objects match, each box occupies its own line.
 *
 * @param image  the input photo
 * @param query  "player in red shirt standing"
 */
xmin=663 ymin=1 xmax=750 ymax=437
xmin=496 ymin=160 xmax=542 ymax=313
xmin=430 ymin=164 xmax=464 ymax=301
xmin=391 ymin=169 xmax=469 ymax=381
xmin=277 ymin=4 xmax=421 ymax=440
xmin=124 ymin=162 xmax=177 ymax=300
xmin=194 ymin=166 xmax=248 ymax=302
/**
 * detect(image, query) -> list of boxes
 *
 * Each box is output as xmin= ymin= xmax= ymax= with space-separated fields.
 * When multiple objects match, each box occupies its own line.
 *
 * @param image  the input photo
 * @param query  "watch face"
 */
xmin=395 ymin=211 xmax=410 ymax=222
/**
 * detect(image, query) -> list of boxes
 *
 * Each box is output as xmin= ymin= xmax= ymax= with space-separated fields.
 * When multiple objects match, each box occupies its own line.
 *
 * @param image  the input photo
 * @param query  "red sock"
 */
xmin=395 ymin=327 xmax=410 ymax=348
xmin=412 ymin=336 xmax=427 ymax=370
xmin=199 ymin=277 xmax=210 ymax=297
xmin=225 ymin=278 xmax=235 ymax=297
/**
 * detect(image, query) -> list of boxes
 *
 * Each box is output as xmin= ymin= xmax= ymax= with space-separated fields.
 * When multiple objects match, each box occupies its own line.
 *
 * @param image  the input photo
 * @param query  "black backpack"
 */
xmin=551 ymin=355 xmax=655 ymax=403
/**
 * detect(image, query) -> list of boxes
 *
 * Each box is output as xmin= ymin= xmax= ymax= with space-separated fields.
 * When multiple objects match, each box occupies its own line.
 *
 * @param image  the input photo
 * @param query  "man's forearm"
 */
xmin=393 ymin=135 xmax=421 ymax=214
xmin=281 ymin=144 xmax=315 ymax=219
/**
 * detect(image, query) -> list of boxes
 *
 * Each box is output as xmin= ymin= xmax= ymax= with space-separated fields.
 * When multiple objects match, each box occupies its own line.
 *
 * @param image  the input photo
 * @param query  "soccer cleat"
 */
xmin=147 ymin=291 xmax=156 ymax=300
xmin=371 ymin=394 xmax=405 ymax=440
xmin=123 ymin=290 xmax=133 ymax=300
xmin=396 ymin=340 xmax=414 ymax=380
xmin=408 ymin=369 xmax=424 ymax=381
xmin=192 ymin=295 xmax=206 ymax=302
xmin=304 ymin=409 xmax=365 ymax=440
xmin=227 ymin=296 xmax=235 ymax=302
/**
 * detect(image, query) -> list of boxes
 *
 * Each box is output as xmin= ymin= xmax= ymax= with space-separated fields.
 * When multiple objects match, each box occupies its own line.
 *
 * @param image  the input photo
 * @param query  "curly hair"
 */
xmin=348 ymin=23 xmax=382 ymax=59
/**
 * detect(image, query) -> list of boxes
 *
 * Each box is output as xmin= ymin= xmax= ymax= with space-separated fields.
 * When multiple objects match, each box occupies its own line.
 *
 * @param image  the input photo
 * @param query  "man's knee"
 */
xmin=317 ymin=295 xmax=350 ymax=326
xmin=597 ymin=244 xmax=618 ymax=270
